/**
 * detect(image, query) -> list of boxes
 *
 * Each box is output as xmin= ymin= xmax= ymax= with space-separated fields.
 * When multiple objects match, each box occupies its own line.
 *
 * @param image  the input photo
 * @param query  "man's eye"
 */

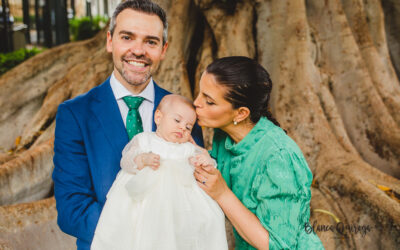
xmin=147 ymin=40 xmax=157 ymax=45
xmin=122 ymin=36 xmax=130 ymax=40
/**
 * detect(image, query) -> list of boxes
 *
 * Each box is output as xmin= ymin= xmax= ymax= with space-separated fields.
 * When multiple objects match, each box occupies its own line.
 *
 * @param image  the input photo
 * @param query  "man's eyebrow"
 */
xmin=118 ymin=30 xmax=161 ymax=42
xmin=118 ymin=30 xmax=134 ymax=36
xmin=146 ymin=35 xmax=161 ymax=42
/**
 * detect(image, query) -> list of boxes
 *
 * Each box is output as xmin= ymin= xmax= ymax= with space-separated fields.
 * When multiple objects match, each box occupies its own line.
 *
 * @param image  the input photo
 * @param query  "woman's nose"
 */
xmin=193 ymin=95 xmax=201 ymax=108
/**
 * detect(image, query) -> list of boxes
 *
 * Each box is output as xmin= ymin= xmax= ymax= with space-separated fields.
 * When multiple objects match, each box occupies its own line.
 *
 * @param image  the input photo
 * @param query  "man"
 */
xmin=52 ymin=1 xmax=203 ymax=249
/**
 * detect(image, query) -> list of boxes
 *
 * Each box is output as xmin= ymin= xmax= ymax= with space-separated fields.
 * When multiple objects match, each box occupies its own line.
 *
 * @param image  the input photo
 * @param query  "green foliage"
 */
xmin=69 ymin=16 xmax=108 ymax=41
xmin=0 ymin=47 xmax=43 ymax=75
xmin=13 ymin=15 xmax=36 ymax=24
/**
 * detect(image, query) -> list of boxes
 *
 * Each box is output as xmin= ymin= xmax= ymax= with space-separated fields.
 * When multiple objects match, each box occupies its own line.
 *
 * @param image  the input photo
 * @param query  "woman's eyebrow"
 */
xmin=202 ymin=92 xmax=216 ymax=102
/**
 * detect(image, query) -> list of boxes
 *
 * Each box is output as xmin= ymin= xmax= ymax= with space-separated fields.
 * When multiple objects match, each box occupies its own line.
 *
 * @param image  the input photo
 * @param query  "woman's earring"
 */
xmin=233 ymin=121 xmax=238 ymax=125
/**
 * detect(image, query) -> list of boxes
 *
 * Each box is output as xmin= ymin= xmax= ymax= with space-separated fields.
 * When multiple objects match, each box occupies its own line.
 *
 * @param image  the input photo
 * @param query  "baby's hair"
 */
xmin=157 ymin=94 xmax=195 ymax=113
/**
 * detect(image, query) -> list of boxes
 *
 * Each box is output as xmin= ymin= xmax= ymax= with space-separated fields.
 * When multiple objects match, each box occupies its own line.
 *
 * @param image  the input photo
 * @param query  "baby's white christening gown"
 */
xmin=91 ymin=132 xmax=228 ymax=250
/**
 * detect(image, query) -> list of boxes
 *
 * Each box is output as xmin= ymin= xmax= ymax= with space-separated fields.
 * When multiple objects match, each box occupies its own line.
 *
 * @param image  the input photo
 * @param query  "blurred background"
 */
xmin=1 ymin=0 xmax=400 ymax=249
xmin=1 ymin=0 xmax=118 ymax=75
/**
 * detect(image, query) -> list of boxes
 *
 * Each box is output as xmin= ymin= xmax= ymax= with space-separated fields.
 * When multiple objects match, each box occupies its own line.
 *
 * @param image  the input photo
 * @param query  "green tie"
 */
xmin=122 ymin=96 xmax=145 ymax=140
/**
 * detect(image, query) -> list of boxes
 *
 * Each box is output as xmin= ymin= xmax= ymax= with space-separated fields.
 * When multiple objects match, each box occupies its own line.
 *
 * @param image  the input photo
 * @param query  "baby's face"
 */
xmin=155 ymin=103 xmax=197 ymax=143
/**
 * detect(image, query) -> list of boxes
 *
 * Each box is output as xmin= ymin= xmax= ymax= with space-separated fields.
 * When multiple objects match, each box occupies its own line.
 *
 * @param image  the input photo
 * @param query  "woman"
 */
xmin=193 ymin=56 xmax=324 ymax=250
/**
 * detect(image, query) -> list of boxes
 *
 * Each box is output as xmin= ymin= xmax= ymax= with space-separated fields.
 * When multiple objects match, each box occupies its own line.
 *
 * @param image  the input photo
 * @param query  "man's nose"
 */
xmin=129 ymin=41 xmax=145 ymax=56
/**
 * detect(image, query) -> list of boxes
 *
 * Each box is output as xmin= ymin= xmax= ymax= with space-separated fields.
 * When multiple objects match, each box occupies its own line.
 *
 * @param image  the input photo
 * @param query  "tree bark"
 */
xmin=381 ymin=0 xmax=400 ymax=79
xmin=0 ymin=0 xmax=399 ymax=249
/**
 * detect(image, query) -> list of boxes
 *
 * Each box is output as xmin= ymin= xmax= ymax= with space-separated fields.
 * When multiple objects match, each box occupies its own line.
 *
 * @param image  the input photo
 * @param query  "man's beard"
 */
xmin=119 ymin=66 xmax=152 ymax=86
xmin=119 ymin=54 xmax=153 ymax=86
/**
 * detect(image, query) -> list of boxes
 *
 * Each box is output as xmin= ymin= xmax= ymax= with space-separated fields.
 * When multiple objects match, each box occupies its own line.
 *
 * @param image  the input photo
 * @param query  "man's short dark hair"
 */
xmin=109 ymin=0 xmax=168 ymax=45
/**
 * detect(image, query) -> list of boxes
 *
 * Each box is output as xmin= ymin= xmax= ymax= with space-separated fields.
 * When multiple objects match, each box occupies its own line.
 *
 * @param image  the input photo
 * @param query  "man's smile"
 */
xmin=127 ymin=60 xmax=146 ymax=67
xmin=123 ymin=58 xmax=151 ymax=72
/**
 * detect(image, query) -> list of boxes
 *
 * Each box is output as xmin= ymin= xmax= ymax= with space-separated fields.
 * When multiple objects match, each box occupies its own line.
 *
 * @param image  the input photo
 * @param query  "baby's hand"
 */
xmin=135 ymin=152 xmax=160 ymax=170
xmin=189 ymin=153 xmax=215 ymax=168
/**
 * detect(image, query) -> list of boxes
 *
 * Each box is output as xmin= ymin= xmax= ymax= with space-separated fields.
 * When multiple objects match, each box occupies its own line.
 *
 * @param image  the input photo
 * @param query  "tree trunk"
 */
xmin=0 ymin=0 xmax=399 ymax=249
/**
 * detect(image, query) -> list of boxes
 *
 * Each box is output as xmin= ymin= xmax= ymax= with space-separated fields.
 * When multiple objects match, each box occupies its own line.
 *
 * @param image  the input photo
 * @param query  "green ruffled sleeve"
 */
xmin=209 ymin=129 xmax=225 ymax=159
xmin=251 ymin=148 xmax=314 ymax=250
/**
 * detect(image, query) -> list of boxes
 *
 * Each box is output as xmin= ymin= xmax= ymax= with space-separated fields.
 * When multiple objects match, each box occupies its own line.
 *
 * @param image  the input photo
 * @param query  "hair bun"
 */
xmin=206 ymin=56 xmax=283 ymax=130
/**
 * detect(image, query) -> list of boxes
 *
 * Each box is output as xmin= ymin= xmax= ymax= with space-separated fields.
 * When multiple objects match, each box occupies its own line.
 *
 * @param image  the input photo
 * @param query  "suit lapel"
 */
xmin=90 ymin=78 xmax=129 ymax=154
xmin=89 ymin=79 xmax=170 ymax=151
xmin=152 ymin=81 xmax=171 ymax=131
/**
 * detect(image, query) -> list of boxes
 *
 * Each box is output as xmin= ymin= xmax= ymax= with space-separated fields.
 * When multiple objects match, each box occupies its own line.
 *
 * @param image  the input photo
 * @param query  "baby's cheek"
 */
xmin=183 ymin=132 xmax=191 ymax=141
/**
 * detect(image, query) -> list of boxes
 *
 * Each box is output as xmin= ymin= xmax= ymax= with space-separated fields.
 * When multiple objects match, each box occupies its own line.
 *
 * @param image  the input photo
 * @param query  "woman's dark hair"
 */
xmin=206 ymin=56 xmax=281 ymax=128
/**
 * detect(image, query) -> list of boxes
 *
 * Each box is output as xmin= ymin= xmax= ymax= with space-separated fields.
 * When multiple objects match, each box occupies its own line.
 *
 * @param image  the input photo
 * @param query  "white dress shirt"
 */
xmin=109 ymin=73 xmax=155 ymax=132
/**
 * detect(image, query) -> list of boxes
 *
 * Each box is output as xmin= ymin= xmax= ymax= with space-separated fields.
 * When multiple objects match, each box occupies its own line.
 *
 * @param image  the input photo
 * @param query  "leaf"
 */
xmin=311 ymin=177 xmax=319 ymax=188
xmin=15 ymin=136 xmax=21 ymax=146
xmin=377 ymin=184 xmax=392 ymax=192
xmin=368 ymin=180 xmax=400 ymax=203
xmin=312 ymin=209 xmax=341 ymax=223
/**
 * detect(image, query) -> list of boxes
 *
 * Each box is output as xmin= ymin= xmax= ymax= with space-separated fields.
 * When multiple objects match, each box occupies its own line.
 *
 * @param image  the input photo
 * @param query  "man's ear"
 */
xmin=106 ymin=31 xmax=113 ymax=53
xmin=154 ymin=109 xmax=163 ymax=126
xmin=160 ymin=41 xmax=169 ymax=60
xmin=235 ymin=107 xmax=251 ymax=123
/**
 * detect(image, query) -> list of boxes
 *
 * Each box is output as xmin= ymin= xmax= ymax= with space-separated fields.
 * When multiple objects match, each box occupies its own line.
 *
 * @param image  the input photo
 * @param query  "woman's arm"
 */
xmin=194 ymin=165 xmax=269 ymax=250
xmin=218 ymin=188 xmax=270 ymax=249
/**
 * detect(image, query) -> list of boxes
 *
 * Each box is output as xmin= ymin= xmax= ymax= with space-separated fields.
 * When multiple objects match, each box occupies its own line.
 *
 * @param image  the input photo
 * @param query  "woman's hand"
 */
xmin=194 ymin=162 xmax=269 ymax=249
xmin=193 ymin=164 xmax=229 ymax=202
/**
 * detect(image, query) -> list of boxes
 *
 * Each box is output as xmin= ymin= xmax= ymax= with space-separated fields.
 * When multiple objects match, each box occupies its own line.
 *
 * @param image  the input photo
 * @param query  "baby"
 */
xmin=91 ymin=94 xmax=228 ymax=250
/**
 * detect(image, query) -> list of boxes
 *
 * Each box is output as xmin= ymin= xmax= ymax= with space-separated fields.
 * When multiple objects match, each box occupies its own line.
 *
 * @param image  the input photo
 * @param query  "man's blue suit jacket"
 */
xmin=52 ymin=78 xmax=204 ymax=250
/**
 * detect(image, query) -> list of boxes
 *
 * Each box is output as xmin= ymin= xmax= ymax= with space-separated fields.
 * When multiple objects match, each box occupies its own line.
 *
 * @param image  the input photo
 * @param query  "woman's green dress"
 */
xmin=210 ymin=117 xmax=324 ymax=250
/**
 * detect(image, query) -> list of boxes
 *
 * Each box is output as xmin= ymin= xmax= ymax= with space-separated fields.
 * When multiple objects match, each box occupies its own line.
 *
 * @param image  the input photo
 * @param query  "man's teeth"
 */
xmin=127 ymin=61 xmax=145 ymax=67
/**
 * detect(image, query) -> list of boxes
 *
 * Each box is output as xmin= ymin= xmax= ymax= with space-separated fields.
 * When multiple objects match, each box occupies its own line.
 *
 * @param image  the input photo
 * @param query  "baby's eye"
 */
xmin=174 ymin=119 xmax=180 ymax=123
xmin=186 ymin=127 xmax=191 ymax=131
